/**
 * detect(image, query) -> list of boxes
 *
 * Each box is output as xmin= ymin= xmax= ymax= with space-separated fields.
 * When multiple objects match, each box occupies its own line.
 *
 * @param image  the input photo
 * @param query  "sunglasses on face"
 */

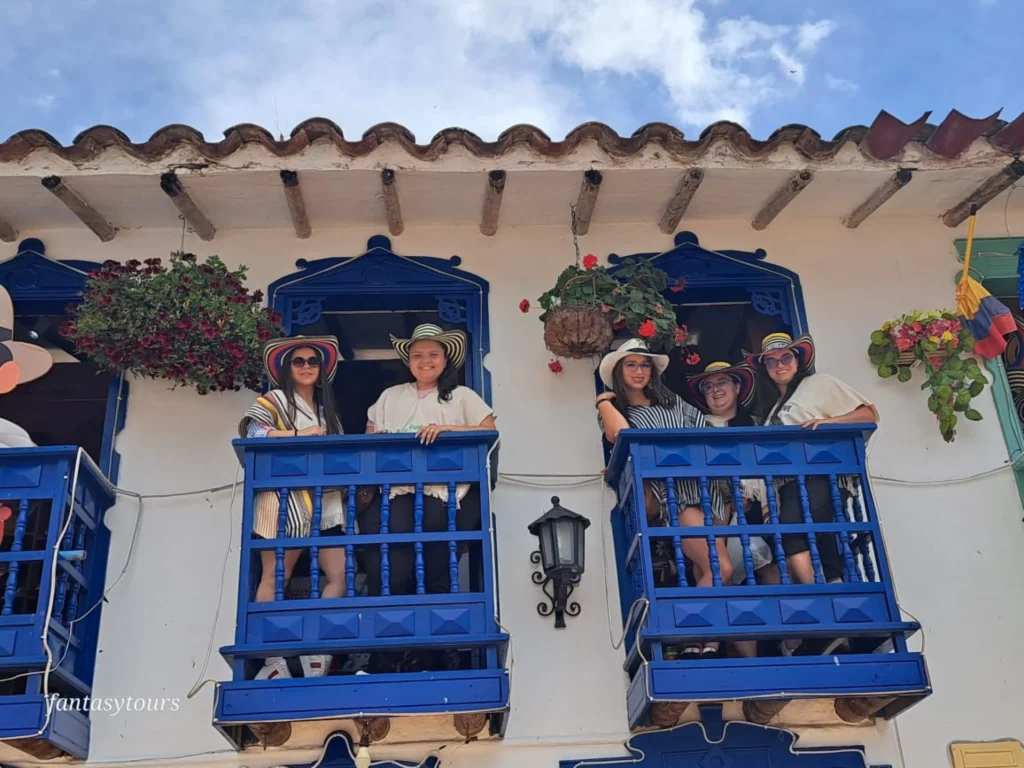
xmin=700 ymin=379 xmax=734 ymax=394
xmin=291 ymin=356 xmax=322 ymax=368
xmin=623 ymin=361 xmax=652 ymax=373
xmin=764 ymin=352 xmax=796 ymax=370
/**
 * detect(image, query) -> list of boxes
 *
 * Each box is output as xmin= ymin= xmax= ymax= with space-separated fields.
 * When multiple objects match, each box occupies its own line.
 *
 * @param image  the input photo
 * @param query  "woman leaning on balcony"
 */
xmin=238 ymin=335 xmax=348 ymax=681
xmin=746 ymin=333 xmax=879 ymax=654
xmin=361 ymin=323 xmax=496 ymax=597
xmin=596 ymin=339 xmax=731 ymax=660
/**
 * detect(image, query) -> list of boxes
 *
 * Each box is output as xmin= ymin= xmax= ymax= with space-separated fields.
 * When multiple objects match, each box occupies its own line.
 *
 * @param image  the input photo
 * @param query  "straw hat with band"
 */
xmin=598 ymin=338 xmax=669 ymax=389
xmin=687 ymin=361 xmax=755 ymax=411
xmin=0 ymin=285 xmax=53 ymax=394
xmin=744 ymin=332 xmax=815 ymax=373
xmin=390 ymin=323 xmax=467 ymax=369
xmin=263 ymin=335 xmax=341 ymax=387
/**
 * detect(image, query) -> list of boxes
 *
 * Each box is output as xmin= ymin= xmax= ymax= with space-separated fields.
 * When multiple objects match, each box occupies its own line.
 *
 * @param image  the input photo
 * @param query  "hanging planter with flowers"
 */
xmin=520 ymin=252 xmax=693 ymax=360
xmin=867 ymin=309 xmax=986 ymax=442
xmin=61 ymin=252 xmax=284 ymax=395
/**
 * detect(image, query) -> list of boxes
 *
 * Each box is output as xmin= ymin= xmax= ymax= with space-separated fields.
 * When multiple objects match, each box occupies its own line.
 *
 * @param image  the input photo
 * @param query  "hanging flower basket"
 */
xmin=867 ymin=309 xmax=984 ymax=443
xmin=520 ymin=253 xmax=694 ymax=365
xmin=542 ymin=305 xmax=614 ymax=359
xmin=61 ymin=252 xmax=284 ymax=395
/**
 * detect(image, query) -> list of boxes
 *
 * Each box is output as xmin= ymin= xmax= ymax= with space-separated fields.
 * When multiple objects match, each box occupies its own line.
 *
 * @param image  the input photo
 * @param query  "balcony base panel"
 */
xmin=626 ymin=653 xmax=931 ymax=729
xmin=213 ymin=669 xmax=509 ymax=750
xmin=0 ymin=695 xmax=90 ymax=761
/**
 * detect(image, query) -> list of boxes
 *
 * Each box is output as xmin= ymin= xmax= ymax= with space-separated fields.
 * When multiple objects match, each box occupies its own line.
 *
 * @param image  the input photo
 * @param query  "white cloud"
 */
xmin=1 ymin=0 xmax=837 ymax=140
xmin=825 ymin=75 xmax=859 ymax=92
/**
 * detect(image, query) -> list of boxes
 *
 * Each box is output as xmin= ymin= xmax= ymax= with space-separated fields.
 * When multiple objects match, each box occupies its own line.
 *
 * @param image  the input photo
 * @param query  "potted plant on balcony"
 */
xmin=867 ymin=309 xmax=986 ymax=442
xmin=520 ymin=253 xmax=693 ymax=361
xmin=62 ymin=252 xmax=283 ymax=395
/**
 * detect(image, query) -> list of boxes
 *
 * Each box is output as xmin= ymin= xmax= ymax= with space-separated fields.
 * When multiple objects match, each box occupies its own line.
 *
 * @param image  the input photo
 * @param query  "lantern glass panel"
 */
xmin=540 ymin=521 xmax=556 ymax=571
xmin=554 ymin=518 xmax=576 ymax=568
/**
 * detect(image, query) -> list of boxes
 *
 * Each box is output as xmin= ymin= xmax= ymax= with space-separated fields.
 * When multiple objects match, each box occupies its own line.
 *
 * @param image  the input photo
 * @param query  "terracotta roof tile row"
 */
xmin=1 ymin=109 xmax=1021 ymax=166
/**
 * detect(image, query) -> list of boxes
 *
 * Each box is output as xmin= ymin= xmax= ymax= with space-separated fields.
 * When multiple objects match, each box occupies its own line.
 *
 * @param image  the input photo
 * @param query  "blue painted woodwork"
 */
xmin=608 ymin=231 xmax=809 ymax=335
xmin=558 ymin=705 xmax=889 ymax=768
xmin=605 ymin=426 xmax=930 ymax=729
xmin=282 ymin=731 xmax=438 ymax=768
xmin=267 ymin=235 xmax=493 ymax=403
xmin=0 ymin=447 xmax=117 ymax=759
xmin=214 ymin=432 xmax=508 ymax=747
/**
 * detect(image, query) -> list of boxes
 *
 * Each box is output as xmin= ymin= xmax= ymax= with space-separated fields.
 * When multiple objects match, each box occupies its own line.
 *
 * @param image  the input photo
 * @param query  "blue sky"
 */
xmin=1 ymin=0 xmax=1021 ymax=145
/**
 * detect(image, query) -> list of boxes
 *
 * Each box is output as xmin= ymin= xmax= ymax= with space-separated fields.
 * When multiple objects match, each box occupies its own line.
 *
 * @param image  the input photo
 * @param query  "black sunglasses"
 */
xmin=290 ymin=355 xmax=322 ymax=368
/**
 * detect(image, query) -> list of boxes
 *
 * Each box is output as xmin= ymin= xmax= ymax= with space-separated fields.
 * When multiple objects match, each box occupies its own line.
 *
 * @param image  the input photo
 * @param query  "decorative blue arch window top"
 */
xmin=608 ymin=230 xmax=809 ymax=335
xmin=268 ymin=234 xmax=492 ymax=402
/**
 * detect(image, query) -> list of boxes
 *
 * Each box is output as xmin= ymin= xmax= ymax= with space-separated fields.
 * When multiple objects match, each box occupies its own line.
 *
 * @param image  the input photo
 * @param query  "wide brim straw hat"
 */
xmin=390 ymin=323 xmax=467 ymax=369
xmin=263 ymin=335 xmax=341 ymax=387
xmin=598 ymin=338 xmax=670 ymax=389
xmin=0 ymin=285 xmax=53 ymax=394
xmin=743 ymin=332 xmax=815 ymax=373
xmin=687 ymin=361 xmax=756 ymax=411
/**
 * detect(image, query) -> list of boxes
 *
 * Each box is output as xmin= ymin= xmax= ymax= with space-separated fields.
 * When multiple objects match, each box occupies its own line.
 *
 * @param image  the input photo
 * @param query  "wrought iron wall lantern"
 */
xmin=528 ymin=496 xmax=590 ymax=628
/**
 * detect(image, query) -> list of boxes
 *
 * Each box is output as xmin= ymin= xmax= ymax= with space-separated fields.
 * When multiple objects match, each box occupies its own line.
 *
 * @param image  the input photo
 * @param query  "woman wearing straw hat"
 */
xmin=746 ymin=332 xmax=878 ymax=654
xmin=361 ymin=324 xmax=496 ymax=598
xmin=239 ymin=335 xmax=348 ymax=681
xmin=596 ymin=339 xmax=730 ymax=659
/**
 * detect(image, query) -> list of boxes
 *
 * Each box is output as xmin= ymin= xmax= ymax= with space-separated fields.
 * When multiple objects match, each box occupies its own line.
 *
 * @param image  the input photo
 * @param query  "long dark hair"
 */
xmin=610 ymin=356 xmax=677 ymax=416
xmin=279 ymin=347 xmax=342 ymax=434
xmin=753 ymin=354 xmax=813 ymax=422
xmin=725 ymin=405 xmax=756 ymax=427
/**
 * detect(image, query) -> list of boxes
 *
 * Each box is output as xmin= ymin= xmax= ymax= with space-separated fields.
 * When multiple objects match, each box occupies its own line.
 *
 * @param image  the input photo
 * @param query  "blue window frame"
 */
xmin=268 ymin=234 xmax=492 ymax=403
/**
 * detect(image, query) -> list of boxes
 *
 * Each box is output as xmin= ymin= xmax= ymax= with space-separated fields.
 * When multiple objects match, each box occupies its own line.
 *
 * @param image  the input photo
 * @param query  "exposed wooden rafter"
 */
xmin=941 ymin=159 xmax=1024 ymax=228
xmin=41 ymin=176 xmax=117 ymax=242
xmin=842 ymin=169 xmax=913 ymax=229
xmin=280 ymin=170 xmax=311 ymax=239
xmin=160 ymin=172 xmax=216 ymax=241
xmin=574 ymin=169 xmax=603 ymax=236
xmin=751 ymin=170 xmax=814 ymax=231
xmin=658 ymin=169 xmax=704 ymax=234
xmin=380 ymin=168 xmax=404 ymax=236
xmin=0 ymin=217 xmax=17 ymax=243
xmin=479 ymin=170 xmax=506 ymax=237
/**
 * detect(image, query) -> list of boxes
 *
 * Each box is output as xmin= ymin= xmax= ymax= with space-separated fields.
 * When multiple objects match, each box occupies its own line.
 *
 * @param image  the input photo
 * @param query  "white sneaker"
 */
xmin=300 ymin=654 xmax=332 ymax=678
xmin=255 ymin=657 xmax=291 ymax=681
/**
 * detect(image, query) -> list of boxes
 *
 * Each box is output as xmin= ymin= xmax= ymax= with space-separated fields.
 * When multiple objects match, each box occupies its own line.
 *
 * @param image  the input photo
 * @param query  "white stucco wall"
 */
xmin=2 ymin=210 xmax=1023 ymax=768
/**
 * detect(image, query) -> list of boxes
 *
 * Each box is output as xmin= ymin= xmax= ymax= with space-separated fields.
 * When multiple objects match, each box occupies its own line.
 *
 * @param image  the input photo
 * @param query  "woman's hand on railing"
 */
xmin=297 ymin=425 xmax=327 ymax=437
xmin=417 ymin=424 xmax=450 ymax=444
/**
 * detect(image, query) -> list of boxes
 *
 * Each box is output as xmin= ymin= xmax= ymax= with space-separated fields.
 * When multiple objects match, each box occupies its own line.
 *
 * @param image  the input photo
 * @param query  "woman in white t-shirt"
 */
xmin=746 ymin=333 xmax=878 ymax=593
xmin=361 ymin=323 xmax=496 ymax=596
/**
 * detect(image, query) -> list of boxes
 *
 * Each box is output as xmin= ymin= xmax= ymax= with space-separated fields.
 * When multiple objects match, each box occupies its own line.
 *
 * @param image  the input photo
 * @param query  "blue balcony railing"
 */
xmin=605 ymin=425 xmax=931 ymax=729
xmin=214 ymin=432 xmax=509 ymax=747
xmin=0 ymin=447 xmax=116 ymax=760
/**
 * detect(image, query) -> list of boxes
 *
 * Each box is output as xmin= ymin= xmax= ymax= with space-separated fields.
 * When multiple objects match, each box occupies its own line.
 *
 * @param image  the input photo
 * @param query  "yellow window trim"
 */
xmin=950 ymin=739 xmax=1024 ymax=768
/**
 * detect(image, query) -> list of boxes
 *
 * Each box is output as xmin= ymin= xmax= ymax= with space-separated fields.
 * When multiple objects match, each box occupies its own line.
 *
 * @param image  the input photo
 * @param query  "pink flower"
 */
xmin=601 ymin=304 xmax=612 ymax=313
xmin=686 ymin=352 xmax=701 ymax=365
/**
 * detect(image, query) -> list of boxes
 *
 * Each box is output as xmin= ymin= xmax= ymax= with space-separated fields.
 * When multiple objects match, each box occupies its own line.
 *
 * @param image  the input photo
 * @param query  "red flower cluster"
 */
xmin=638 ymin=319 xmax=656 ymax=338
xmin=685 ymin=352 xmax=701 ymax=366
xmin=582 ymin=253 xmax=598 ymax=270
xmin=61 ymin=251 xmax=283 ymax=395
xmin=548 ymin=360 xmax=564 ymax=374
xmin=519 ymin=298 xmax=531 ymax=313
xmin=890 ymin=316 xmax=962 ymax=352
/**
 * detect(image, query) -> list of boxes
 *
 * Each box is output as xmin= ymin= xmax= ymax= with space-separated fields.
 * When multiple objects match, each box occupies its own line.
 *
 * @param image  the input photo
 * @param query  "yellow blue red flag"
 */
xmin=957 ymin=208 xmax=1015 ymax=358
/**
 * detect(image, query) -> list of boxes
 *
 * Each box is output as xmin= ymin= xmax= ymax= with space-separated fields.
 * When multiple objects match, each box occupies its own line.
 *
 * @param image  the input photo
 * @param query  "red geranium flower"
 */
xmin=669 ymin=278 xmax=686 ymax=293
xmin=686 ymin=352 xmax=701 ymax=365
xmin=674 ymin=328 xmax=687 ymax=344
xmin=548 ymin=360 xmax=564 ymax=374
xmin=638 ymin=319 xmax=656 ymax=338
xmin=519 ymin=298 xmax=531 ymax=313
xmin=582 ymin=254 xmax=598 ymax=270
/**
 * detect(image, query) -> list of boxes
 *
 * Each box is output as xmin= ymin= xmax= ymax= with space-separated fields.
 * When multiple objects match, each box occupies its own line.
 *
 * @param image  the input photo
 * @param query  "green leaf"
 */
xmin=870 ymin=330 xmax=887 ymax=345
xmin=965 ymin=409 xmax=983 ymax=421
xmin=896 ymin=366 xmax=913 ymax=383
xmin=883 ymin=351 xmax=897 ymax=365
xmin=927 ymin=395 xmax=938 ymax=412
xmin=969 ymin=381 xmax=984 ymax=396
xmin=937 ymin=385 xmax=953 ymax=399
xmin=877 ymin=364 xmax=895 ymax=379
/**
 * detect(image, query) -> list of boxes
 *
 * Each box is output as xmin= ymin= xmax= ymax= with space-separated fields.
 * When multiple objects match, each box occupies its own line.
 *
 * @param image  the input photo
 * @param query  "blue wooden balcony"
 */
xmin=605 ymin=425 xmax=931 ymax=729
xmin=0 ymin=447 xmax=116 ymax=760
xmin=215 ymin=432 xmax=509 ymax=749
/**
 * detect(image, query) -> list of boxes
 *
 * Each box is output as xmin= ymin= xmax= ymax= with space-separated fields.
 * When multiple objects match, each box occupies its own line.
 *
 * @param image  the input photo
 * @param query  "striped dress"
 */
xmin=605 ymin=396 xmax=727 ymax=523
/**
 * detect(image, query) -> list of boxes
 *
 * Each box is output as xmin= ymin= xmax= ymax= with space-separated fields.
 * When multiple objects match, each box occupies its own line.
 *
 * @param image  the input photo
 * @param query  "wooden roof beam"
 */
xmin=659 ymin=169 xmax=704 ymax=234
xmin=574 ymin=170 xmax=602 ymax=236
xmin=479 ymin=170 xmax=506 ymax=237
xmin=41 ymin=176 xmax=116 ymax=242
xmin=380 ymin=168 xmax=404 ymax=236
xmin=0 ymin=217 xmax=17 ymax=243
xmin=751 ymin=170 xmax=814 ymax=231
xmin=160 ymin=172 xmax=215 ymax=241
xmin=942 ymin=159 xmax=1024 ymax=228
xmin=842 ymin=169 xmax=914 ymax=229
xmin=280 ymin=170 xmax=311 ymax=239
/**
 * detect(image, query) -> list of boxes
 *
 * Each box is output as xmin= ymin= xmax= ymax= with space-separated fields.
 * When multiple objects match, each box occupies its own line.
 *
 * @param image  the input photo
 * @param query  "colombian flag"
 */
xmin=957 ymin=208 xmax=1016 ymax=358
